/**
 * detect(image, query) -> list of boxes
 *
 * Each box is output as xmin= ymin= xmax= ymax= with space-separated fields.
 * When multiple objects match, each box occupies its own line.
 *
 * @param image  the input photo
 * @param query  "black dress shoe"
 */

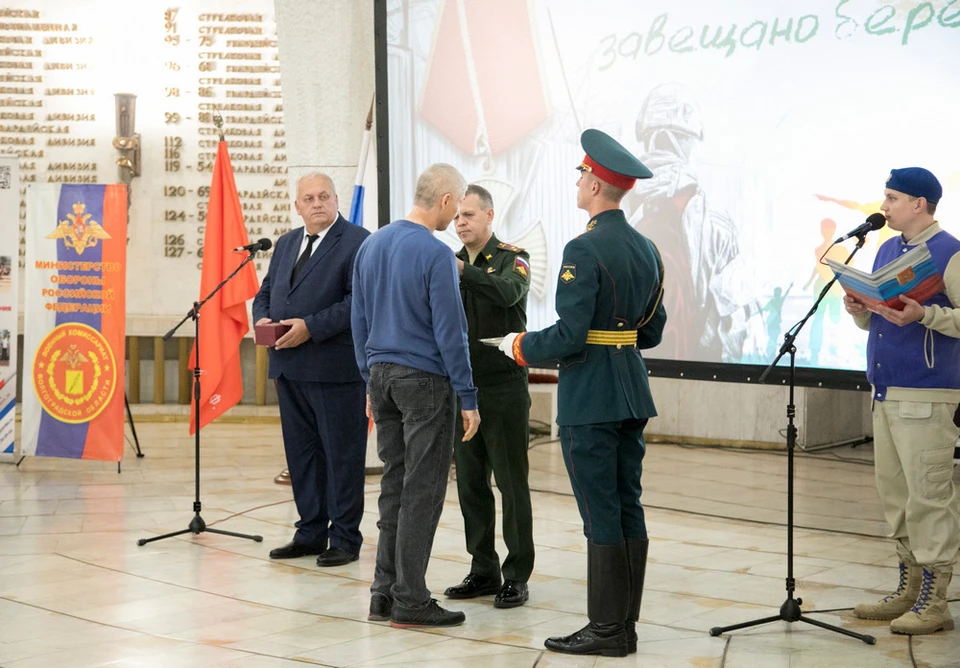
xmin=316 ymin=546 xmax=359 ymax=567
xmin=494 ymin=580 xmax=529 ymax=609
xmin=544 ymin=622 xmax=628 ymax=657
xmin=444 ymin=572 xmax=501 ymax=599
xmin=269 ymin=540 xmax=325 ymax=560
xmin=368 ymin=592 xmax=392 ymax=621
xmin=390 ymin=598 xmax=465 ymax=628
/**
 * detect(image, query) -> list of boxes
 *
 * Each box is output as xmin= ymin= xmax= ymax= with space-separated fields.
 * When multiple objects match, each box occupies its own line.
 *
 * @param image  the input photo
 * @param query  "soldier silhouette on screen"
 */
xmin=626 ymin=83 xmax=758 ymax=362
xmin=803 ymin=218 xmax=846 ymax=366
xmin=762 ymin=283 xmax=793 ymax=359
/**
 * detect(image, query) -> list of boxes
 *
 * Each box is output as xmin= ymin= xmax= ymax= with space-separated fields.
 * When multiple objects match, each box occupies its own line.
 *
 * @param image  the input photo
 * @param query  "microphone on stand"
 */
xmin=834 ymin=213 xmax=886 ymax=243
xmin=233 ymin=238 xmax=273 ymax=253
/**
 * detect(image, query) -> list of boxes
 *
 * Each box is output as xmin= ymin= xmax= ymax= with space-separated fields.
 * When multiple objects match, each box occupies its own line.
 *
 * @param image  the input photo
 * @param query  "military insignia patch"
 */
xmin=46 ymin=202 xmax=112 ymax=256
xmin=514 ymin=256 xmax=530 ymax=279
xmin=586 ymin=219 xmax=598 ymax=231
xmin=560 ymin=264 xmax=577 ymax=283
xmin=33 ymin=323 xmax=118 ymax=423
xmin=497 ymin=242 xmax=524 ymax=253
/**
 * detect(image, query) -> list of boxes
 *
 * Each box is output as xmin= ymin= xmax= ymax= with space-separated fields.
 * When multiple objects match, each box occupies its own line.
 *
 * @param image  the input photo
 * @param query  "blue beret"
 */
xmin=886 ymin=167 xmax=942 ymax=204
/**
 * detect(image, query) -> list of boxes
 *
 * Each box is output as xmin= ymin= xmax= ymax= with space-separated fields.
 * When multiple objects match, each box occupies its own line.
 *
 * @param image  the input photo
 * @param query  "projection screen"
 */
xmin=380 ymin=0 xmax=960 ymax=382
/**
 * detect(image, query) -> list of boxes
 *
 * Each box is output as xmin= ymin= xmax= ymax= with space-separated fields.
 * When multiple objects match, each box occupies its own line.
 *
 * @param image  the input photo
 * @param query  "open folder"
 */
xmin=825 ymin=242 xmax=944 ymax=311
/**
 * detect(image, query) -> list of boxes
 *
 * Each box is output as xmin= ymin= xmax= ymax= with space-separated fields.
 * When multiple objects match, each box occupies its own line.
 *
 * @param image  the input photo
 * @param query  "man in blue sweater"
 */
xmin=845 ymin=167 xmax=959 ymax=636
xmin=352 ymin=163 xmax=480 ymax=629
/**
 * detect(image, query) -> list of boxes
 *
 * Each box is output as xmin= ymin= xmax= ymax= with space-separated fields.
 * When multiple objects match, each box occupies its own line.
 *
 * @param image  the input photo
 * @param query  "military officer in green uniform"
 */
xmin=499 ymin=129 xmax=666 ymax=657
xmin=444 ymin=184 xmax=535 ymax=609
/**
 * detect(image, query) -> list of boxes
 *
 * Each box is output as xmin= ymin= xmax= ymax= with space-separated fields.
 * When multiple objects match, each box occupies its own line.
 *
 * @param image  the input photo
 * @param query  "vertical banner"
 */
xmin=21 ymin=184 xmax=127 ymax=461
xmin=0 ymin=156 xmax=18 ymax=463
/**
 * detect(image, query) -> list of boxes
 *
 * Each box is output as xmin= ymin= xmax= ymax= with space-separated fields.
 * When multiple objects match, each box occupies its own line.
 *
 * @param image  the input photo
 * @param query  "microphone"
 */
xmin=233 ymin=238 xmax=272 ymax=253
xmin=834 ymin=213 xmax=886 ymax=243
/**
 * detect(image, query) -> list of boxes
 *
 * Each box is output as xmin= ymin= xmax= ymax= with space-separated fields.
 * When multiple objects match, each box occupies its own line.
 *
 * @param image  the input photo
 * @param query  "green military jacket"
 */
xmin=517 ymin=208 xmax=666 ymax=426
xmin=457 ymin=234 xmax=530 ymax=383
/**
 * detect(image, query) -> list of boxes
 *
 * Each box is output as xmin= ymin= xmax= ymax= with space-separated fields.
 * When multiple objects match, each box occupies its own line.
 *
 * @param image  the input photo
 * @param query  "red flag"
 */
xmin=188 ymin=141 xmax=259 ymax=433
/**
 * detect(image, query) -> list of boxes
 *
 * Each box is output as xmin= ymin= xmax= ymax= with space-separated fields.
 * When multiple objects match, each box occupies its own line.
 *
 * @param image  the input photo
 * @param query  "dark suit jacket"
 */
xmin=252 ymin=214 xmax=370 ymax=383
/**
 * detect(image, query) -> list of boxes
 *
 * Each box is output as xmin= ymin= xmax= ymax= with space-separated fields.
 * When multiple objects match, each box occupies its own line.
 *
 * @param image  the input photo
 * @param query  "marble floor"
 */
xmin=0 ymin=420 xmax=958 ymax=668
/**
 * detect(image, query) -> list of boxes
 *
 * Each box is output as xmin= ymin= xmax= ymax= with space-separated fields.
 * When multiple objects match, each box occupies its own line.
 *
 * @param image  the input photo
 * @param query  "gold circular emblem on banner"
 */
xmin=33 ymin=323 xmax=117 ymax=424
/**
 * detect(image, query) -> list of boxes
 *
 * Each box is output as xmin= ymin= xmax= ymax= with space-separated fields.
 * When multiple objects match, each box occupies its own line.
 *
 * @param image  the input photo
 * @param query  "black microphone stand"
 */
xmin=710 ymin=233 xmax=875 ymax=645
xmin=138 ymin=249 xmax=263 ymax=546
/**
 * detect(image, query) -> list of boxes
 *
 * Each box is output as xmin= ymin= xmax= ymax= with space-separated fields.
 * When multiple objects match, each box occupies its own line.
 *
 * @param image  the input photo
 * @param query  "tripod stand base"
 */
xmin=709 ymin=597 xmax=875 ymax=645
xmin=137 ymin=513 xmax=263 ymax=546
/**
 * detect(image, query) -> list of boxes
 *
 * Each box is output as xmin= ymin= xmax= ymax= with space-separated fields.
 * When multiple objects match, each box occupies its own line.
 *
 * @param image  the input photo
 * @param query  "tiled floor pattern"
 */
xmin=0 ymin=421 xmax=957 ymax=667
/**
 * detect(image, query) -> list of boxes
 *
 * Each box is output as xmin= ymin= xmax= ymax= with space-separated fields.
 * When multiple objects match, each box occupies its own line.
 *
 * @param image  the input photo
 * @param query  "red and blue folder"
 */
xmin=826 ymin=243 xmax=944 ymax=311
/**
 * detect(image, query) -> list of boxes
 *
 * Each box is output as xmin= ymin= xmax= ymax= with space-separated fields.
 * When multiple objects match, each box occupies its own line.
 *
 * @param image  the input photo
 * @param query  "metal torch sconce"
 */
xmin=113 ymin=93 xmax=141 ymax=195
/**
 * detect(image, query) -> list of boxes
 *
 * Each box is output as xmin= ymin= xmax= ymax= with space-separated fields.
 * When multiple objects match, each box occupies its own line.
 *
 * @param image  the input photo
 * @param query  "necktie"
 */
xmin=291 ymin=234 xmax=318 ymax=284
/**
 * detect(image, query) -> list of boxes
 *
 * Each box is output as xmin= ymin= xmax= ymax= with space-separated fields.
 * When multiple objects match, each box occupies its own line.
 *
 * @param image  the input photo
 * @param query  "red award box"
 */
xmin=254 ymin=322 xmax=291 ymax=347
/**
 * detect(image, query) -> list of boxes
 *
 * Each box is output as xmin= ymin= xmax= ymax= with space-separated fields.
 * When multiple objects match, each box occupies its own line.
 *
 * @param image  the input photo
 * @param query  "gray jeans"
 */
xmin=369 ymin=362 xmax=456 ymax=609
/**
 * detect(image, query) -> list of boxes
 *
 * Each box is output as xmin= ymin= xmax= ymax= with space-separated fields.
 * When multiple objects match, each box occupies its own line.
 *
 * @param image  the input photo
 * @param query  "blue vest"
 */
xmin=867 ymin=230 xmax=960 ymax=399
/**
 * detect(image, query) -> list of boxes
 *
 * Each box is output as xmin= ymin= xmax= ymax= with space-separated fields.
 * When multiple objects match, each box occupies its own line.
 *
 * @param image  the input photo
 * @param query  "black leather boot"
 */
xmin=544 ymin=542 xmax=629 ymax=657
xmin=625 ymin=537 xmax=649 ymax=653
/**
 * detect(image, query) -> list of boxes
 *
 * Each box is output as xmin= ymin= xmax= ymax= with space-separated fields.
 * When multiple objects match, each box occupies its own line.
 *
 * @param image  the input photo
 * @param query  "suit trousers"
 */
xmin=872 ymin=398 xmax=960 ymax=567
xmin=368 ymin=363 xmax=456 ymax=610
xmin=560 ymin=419 xmax=648 ymax=545
xmin=275 ymin=376 xmax=367 ymax=554
xmin=454 ymin=374 xmax=534 ymax=582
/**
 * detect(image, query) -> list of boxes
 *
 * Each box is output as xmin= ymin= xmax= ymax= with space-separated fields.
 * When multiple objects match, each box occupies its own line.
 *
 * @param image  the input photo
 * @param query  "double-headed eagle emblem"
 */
xmin=46 ymin=202 xmax=111 ymax=255
xmin=60 ymin=344 xmax=90 ymax=395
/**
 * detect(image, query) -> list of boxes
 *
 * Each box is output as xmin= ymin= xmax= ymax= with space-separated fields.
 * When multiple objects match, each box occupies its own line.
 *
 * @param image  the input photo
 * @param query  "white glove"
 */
xmin=498 ymin=332 xmax=520 ymax=361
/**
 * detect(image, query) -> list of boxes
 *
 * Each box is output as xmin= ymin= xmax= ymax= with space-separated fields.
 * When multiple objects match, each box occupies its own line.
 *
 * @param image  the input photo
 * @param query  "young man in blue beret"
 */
xmin=499 ymin=129 xmax=667 ymax=656
xmin=845 ymin=167 xmax=958 ymax=635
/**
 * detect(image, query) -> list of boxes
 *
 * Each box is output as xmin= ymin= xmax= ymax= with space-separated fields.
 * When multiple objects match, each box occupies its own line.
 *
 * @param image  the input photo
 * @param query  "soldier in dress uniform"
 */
xmin=499 ymin=129 xmax=666 ymax=657
xmin=444 ymin=184 xmax=535 ymax=609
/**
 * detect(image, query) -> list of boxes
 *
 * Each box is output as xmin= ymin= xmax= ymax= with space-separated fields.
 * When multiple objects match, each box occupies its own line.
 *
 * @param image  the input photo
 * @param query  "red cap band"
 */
xmin=581 ymin=155 xmax=637 ymax=190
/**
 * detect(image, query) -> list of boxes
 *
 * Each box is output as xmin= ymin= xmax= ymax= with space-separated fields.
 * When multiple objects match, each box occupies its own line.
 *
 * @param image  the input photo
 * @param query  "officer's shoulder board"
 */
xmin=496 ymin=242 xmax=525 ymax=254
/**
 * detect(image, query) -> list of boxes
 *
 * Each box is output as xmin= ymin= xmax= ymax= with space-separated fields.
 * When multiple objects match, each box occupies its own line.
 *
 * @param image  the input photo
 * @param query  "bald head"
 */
xmin=414 ymin=163 xmax=467 ymax=209
xmin=407 ymin=163 xmax=467 ymax=232
xmin=295 ymin=172 xmax=339 ymax=233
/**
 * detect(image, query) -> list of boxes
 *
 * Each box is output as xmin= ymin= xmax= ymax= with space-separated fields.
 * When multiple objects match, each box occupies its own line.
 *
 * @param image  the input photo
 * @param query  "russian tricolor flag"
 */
xmin=349 ymin=96 xmax=379 ymax=232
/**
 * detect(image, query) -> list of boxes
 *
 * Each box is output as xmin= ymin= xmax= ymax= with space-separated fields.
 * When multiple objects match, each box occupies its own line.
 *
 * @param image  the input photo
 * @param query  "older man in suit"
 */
xmin=253 ymin=172 xmax=370 ymax=567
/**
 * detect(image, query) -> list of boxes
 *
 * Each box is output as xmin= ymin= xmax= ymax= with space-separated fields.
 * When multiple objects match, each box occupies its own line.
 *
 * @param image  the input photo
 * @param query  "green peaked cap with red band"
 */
xmin=576 ymin=128 xmax=653 ymax=190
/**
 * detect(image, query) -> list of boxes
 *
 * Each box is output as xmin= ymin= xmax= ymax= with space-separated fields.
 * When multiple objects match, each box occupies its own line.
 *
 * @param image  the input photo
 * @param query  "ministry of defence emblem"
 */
xmin=46 ymin=201 xmax=112 ymax=256
xmin=33 ymin=323 xmax=117 ymax=424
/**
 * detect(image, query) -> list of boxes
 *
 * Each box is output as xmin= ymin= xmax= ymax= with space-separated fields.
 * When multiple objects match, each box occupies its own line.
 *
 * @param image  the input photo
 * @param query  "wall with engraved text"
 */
xmin=0 ymin=1 xmax=296 ymax=334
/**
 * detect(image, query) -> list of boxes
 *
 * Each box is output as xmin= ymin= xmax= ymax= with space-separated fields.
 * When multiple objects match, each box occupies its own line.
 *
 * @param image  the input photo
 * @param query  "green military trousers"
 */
xmin=454 ymin=374 xmax=535 ymax=582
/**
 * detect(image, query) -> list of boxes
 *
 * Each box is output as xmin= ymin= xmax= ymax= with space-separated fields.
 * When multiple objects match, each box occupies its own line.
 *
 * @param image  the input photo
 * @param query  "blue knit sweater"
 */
xmin=351 ymin=220 xmax=478 ymax=410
